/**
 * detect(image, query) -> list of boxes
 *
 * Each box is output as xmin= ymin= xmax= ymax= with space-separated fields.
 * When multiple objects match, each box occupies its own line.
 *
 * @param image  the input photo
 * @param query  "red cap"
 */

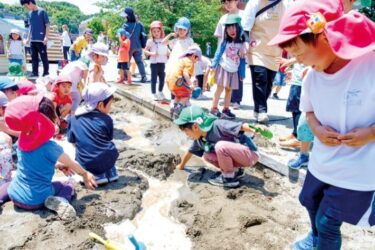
xmin=5 ymin=95 xmax=55 ymax=151
xmin=54 ymin=75 xmax=72 ymax=86
xmin=268 ymin=0 xmax=375 ymax=59
xmin=16 ymin=79 xmax=38 ymax=96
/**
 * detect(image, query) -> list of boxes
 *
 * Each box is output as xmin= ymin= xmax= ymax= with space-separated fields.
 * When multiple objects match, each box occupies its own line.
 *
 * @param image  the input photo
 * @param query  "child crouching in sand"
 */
xmin=0 ymin=95 xmax=96 ymax=220
xmin=174 ymin=106 xmax=259 ymax=188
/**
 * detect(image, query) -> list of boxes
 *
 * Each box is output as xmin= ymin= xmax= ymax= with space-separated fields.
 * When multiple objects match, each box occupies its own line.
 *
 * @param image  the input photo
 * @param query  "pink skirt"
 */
xmin=214 ymin=65 xmax=239 ymax=90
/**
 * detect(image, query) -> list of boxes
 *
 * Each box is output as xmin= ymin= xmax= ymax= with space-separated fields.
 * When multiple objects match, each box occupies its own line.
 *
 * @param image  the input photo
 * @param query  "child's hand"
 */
xmin=170 ymin=32 xmax=176 ymax=37
xmin=82 ymin=171 xmax=97 ymax=190
xmin=338 ymin=128 xmax=374 ymax=147
xmin=58 ymin=165 xmax=74 ymax=176
xmin=314 ymin=125 xmax=341 ymax=146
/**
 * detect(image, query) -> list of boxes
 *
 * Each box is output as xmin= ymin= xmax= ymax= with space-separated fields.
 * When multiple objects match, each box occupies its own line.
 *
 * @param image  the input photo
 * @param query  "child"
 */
xmin=0 ymin=92 xmax=13 ymax=187
xmin=16 ymin=79 xmax=38 ymax=96
xmin=174 ymin=106 xmax=259 ymax=188
xmin=69 ymin=29 xmax=93 ymax=61
xmin=0 ymin=95 xmax=97 ymax=220
xmin=21 ymin=0 xmax=50 ymax=77
xmin=164 ymin=17 xmax=194 ymax=77
xmin=52 ymin=75 xmax=72 ymax=121
xmin=35 ymin=75 xmax=54 ymax=97
xmin=144 ymin=21 xmax=168 ymax=101
xmin=268 ymin=0 xmax=375 ymax=249
xmin=210 ymin=14 xmax=246 ymax=120
xmin=116 ymin=28 xmax=131 ymax=85
xmin=68 ymin=83 xmax=119 ymax=185
xmin=0 ymin=76 xmax=19 ymax=101
xmin=166 ymin=45 xmax=201 ymax=116
xmin=87 ymin=42 xmax=109 ymax=84
xmin=7 ymin=29 xmax=25 ymax=70
xmin=59 ymin=60 xmax=88 ymax=113
xmin=193 ymin=55 xmax=211 ymax=99
xmin=272 ymin=50 xmax=289 ymax=100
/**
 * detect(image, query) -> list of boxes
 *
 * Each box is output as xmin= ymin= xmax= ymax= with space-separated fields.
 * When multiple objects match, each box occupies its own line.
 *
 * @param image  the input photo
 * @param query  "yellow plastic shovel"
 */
xmin=89 ymin=232 xmax=124 ymax=250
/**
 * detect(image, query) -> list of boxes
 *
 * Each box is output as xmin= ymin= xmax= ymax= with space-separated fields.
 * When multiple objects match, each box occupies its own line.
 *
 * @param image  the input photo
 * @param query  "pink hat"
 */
xmin=268 ymin=0 xmax=375 ymax=60
xmin=16 ymin=79 xmax=38 ymax=96
xmin=4 ymin=95 xmax=55 ymax=151
xmin=150 ymin=21 xmax=165 ymax=38
xmin=53 ymin=75 xmax=72 ymax=87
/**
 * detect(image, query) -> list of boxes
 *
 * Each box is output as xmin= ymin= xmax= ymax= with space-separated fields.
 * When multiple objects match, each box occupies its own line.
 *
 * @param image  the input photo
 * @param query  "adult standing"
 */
xmin=242 ymin=0 xmax=289 ymax=123
xmin=121 ymin=7 xmax=148 ymax=83
xmin=61 ymin=24 xmax=71 ymax=61
xmin=21 ymin=0 xmax=50 ymax=77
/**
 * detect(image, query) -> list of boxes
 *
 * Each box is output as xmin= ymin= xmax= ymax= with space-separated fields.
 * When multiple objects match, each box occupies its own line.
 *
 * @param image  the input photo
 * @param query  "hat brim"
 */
xmin=175 ymin=25 xmax=188 ymax=30
xmin=268 ymin=33 xmax=299 ymax=47
xmin=18 ymin=112 xmax=55 ymax=151
xmin=75 ymin=85 xmax=116 ymax=116
xmin=174 ymin=113 xmax=217 ymax=132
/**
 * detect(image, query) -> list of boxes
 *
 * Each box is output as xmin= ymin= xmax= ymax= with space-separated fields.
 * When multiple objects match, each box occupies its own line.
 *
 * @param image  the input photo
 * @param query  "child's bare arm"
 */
xmin=176 ymin=152 xmax=193 ymax=170
xmin=183 ymin=72 xmax=191 ymax=86
xmin=306 ymin=112 xmax=341 ymax=146
xmin=161 ymin=33 xmax=175 ymax=45
xmin=241 ymin=123 xmax=256 ymax=134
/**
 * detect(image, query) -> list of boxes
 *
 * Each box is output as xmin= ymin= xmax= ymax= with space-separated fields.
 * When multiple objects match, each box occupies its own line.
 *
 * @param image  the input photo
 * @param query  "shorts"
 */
xmin=273 ymin=71 xmax=287 ymax=87
xmin=297 ymin=113 xmax=314 ymax=142
xmin=169 ymin=77 xmax=191 ymax=98
xmin=300 ymin=171 xmax=375 ymax=227
xmin=9 ymin=58 xmax=23 ymax=65
xmin=286 ymin=85 xmax=301 ymax=113
xmin=117 ymin=62 xmax=129 ymax=71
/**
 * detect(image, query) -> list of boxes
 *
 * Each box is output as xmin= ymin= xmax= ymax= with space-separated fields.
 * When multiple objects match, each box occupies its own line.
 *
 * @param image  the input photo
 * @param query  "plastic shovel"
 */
xmin=249 ymin=124 xmax=273 ymax=140
xmin=89 ymin=232 xmax=124 ymax=250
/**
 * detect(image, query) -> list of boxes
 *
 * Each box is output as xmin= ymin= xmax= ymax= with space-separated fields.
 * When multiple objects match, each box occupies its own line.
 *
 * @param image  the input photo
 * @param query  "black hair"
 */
xmin=9 ymin=33 xmax=22 ymax=41
xmin=178 ymin=123 xmax=195 ymax=131
xmin=20 ymin=0 xmax=36 ymax=5
xmin=224 ymin=23 xmax=245 ymax=43
xmin=38 ymin=97 xmax=58 ymax=123
xmin=279 ymin=33 xmax=320 ymax=49
xmin=100 ymin=95 xmax=114 ymax=107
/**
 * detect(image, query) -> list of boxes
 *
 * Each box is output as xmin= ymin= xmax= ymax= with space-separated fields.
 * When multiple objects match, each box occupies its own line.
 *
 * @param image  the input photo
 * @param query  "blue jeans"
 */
xmin=307 ymin=207 xmax=343 ymax=250
xmin=70 ymin=50 xmax=80 ymax=61
xmin=129 ymin=49 xmax=146 ymax=78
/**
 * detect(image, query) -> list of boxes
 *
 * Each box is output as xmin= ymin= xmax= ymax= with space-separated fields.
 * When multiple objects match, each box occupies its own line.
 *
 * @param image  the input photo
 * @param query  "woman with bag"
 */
xmin=121 ymin=7 xmax=148 ymax=83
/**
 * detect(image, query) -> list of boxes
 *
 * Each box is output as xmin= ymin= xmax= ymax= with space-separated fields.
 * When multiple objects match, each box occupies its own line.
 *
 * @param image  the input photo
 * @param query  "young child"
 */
xmin=69 ymin=29 xmax=93 ymax=61
xmin=87 ymin=42 xmax=109 ymax=84
xmin=7 ymin=29 xmax=25 ymax=70
xmin=193 ymin=55 xmax=211 ymax=99
xmin=59 ymin=60 xmax=88 ymax=113
xmin=52 ymin=75 xmax=72 ymax=121
xmin=164 ymin=17 xmax=194 ymax=77
xmin=210 ymin=14 xmax=246 ymax=120
xmin=116 ymin=28 xmax=131 ymax=85
xmin=0 ymin=76 xmax=19 ymax=101
xmin=0 ymin=92 xmax=13 ymax=187
xmin=16 ymin=79 xmax=38 ymax=96
xmin=0 ymin=95 xmax=97 ymax=220
xmin=68 ymin=83 xmax=119 ymax=185
xmin=144 ymin=21 xmax=168 ymax=101
xmin=166 ymin=45 xmax=201 ymax=117
xmin=268 ymin=0 xmax=375 ymax=249
xmin=272 ymin=50 xmax=289 ymax=100
xmin=174 ymin=106 xmax=259 ymax=188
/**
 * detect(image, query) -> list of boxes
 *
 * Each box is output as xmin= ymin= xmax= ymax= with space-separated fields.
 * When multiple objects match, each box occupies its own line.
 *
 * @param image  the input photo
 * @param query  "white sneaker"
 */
xmin=253 ymin=111 xmax=259 ymax=121
xmin=232 ymin=102 xmax=241 ymax=110
xmin=257 ymin=113 xmax=269 ymax=124
xmin=158 ymin=92 xmax=166 ymax=100
xmin=153 ymin=94 xmax=160 ymax=101
xmin=44 ymin=196 xmax=76 ymax=221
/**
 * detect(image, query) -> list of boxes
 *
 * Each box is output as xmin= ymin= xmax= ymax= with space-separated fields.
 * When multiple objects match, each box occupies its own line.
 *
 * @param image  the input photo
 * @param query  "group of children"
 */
xmin=0 ymin=0 xmax=374 ymax=249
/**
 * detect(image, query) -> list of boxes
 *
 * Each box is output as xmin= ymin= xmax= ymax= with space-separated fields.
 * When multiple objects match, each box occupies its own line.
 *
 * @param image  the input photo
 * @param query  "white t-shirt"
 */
xmin=146 ymin=38 xmax=168 ymax=64
xmin=300 ymin=52 xmax=375 ymax=191
xmin=194 ymin=56 xmax=211 ymax=76
xmin=8 ymin=40 xmax=24 ymax=59
xmin=214 ymin=10 xmax=244 ymax=46
xmin=61 ymin=31 xmax=71 ymax=47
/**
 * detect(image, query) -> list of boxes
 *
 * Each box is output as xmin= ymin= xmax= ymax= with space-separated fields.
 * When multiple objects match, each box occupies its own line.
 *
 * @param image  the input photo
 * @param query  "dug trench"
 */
xmin=0 ymin=97 xmax=374 ymax=250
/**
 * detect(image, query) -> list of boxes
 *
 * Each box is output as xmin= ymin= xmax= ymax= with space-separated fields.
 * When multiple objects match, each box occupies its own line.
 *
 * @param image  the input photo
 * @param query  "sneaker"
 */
xmin=234 ymin=168 xmax=245 ymax=179
xmin=106 ymin=166 xmax=119 ymax=182
xmin=232 ymin=102 xmax=241 ymax=110
xmin=153 ymin=94 xmax=160 ymax=101
xmin=44 ymin=196 xmax=76 ymax=221
xmin=140 ymin=76 xmax=148 ymax=83
xmin=288 ymin=153 xmax=309 ymax=170
xmin=257 ymin=113 xmax=269 ymax=124
xmin=158 ymin=92 xmax=166 ymax=100
xmin=253 ymin=111 xmax=259 ymax=121
xmin=292 ymin=231 xmax=318 ymax=250
xmin=210 ymin=108 xmax=221 ymax=117
xmin=272 ymin=93 xmax=280 ymax=99
xmin=95 ymin=173 xmax=109 ymax=185
xmin=208 ymin=173 xmax=240 ymax=188
xmin=221 ymin=109 xmax=236 ymax=120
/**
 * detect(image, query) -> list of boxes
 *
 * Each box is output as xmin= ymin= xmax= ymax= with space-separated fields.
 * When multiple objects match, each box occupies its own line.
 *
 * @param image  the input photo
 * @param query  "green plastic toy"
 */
xmin=249 ymin=124 xmax=273 ymax=139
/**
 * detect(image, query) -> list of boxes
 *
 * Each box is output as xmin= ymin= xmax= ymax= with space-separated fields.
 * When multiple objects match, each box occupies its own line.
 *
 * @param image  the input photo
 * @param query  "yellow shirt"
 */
xmin=71 ymin=36 xmax=88 ymax=54
xmin=167 ymin=57 xmax=194 ymax=92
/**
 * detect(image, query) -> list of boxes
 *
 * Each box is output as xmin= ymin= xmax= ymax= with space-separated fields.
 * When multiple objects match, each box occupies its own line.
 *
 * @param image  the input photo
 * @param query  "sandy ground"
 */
xmin=1 ymin=98 xmax=374 ymax=250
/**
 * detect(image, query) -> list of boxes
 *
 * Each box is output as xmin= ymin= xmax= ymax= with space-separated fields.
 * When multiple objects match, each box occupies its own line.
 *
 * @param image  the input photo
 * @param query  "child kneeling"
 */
xmin=68 ymin=83 xmax=119 ymax=185
xmin=174 ymin=106 xmax=259 ymax=188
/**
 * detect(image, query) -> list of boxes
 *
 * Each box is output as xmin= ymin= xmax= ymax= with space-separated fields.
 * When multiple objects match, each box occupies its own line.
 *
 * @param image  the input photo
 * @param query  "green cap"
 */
xmin=223 ymin=14 xmax=242 ymax=25
xmin=174 ymin=106 xmax=217 ymax=132
xmin=7 ymin=62 xmax=24 ymax=77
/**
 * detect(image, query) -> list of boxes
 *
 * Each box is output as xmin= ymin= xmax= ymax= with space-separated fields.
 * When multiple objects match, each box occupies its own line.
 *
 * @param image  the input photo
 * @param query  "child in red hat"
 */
xmin=0 ymin=95 xmax=97 ymax=220
xmin=269 ymin=0 xmax=375 ymax=249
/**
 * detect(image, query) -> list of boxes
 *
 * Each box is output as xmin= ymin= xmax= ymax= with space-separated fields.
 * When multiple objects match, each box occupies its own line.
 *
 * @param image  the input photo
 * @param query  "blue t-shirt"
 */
xmin=8 ymin=141 xmax=63 ymax=206
xmin=67 ymin=110 xmax=119 ymax=175
xmin=29 ymin=7 xmax=49 ymax=42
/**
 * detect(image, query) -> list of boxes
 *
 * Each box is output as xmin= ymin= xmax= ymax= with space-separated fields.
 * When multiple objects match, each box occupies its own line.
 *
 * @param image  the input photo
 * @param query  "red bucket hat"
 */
xmin=16 ymin=79 xmax=38 ymax=96
xmin=268 ymin=0 xmax=375 ymax=60
xmin=150 ymin=21 xmax=165 ymax=38
xmin=4 ymin=95 xmax=55 ymax=151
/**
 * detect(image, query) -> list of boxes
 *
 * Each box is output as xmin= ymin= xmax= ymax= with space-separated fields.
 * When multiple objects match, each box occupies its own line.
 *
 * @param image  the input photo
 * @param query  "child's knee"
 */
xmin=315 ymin=211 xmax=342 ymax=235
xmin=214 ymin=141 xmax=228 ymax=153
